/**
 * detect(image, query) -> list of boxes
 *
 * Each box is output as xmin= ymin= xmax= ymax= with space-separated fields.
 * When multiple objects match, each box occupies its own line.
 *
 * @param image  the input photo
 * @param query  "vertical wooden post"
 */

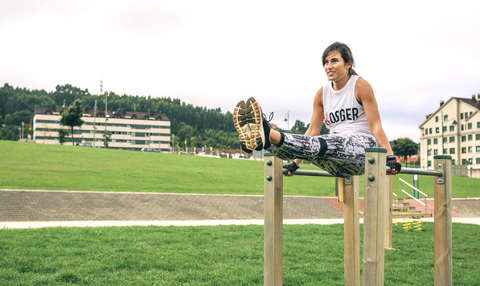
xmin=363 ymin=148 xmax=387 ymax=286
xmin=343 ymin=176 xmax=360 ymax=286
xmin=384 ymin=175 xmax=393 ymax=249
xmin=264 ymin=155 xmax=283 ymax=286
xmin=434 ymin=155 xmax=452 ymax=286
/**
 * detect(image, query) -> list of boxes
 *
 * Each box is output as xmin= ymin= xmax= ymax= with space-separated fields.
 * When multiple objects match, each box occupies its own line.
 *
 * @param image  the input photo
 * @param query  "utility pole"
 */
xmin=101 ymin=78 xmax=108 ymax=148
xmin=93 ymin=100 xmax=97 ymax=147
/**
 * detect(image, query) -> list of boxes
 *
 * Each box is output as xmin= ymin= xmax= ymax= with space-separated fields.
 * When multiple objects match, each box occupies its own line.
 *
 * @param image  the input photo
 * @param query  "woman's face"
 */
xmin=323 ymin=50 xmax=352 ymax=82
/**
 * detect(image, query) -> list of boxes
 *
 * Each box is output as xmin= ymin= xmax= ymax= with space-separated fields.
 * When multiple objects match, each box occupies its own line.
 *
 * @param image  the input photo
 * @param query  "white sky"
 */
xmin=1 ymin=0 xmax=480 ymax=142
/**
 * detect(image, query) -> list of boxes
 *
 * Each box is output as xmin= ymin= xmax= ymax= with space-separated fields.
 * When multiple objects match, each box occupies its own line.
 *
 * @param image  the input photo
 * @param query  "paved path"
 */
xmin=1 ymin=189 xmax=479 ymax=229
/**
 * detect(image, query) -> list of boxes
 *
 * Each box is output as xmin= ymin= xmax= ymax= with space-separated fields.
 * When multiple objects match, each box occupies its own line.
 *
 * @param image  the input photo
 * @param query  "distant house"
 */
xmin=418 ymin=94 xmax=480 ymax=178
xmin=33 ymin=105 xmax=171 ymax=151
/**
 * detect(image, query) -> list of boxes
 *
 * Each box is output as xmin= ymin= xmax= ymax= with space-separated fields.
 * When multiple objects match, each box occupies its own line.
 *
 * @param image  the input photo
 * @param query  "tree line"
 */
xmin=0 ymin=82 xmax=419 ymax=157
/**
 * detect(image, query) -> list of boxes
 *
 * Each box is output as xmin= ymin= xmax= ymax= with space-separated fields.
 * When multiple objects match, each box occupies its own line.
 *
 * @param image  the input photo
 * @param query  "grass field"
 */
xmin=1 ymin=140 xmax=479 ymax=197
xmin=1 ymin=222 xmax=479 ymax=285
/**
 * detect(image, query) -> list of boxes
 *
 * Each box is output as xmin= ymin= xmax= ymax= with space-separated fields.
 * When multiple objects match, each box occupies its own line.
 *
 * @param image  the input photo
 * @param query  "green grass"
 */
xmin=0 ymin=222 xmax=479 ymax=285
xmin=1 ymin=140 xmax=479 ymax=197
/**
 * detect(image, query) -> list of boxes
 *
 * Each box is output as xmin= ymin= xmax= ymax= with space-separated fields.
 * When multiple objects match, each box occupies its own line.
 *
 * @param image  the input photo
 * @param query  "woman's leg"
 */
xmin=268 ymin=133 xmax=378 ymax=177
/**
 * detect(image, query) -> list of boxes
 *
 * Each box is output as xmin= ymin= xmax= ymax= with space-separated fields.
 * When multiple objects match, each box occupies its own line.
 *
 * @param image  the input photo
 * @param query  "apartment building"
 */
xmin=419 ymin=94 xmax=480 ymax=178
xmin=33 ymin=105 xmax=171 ymax=152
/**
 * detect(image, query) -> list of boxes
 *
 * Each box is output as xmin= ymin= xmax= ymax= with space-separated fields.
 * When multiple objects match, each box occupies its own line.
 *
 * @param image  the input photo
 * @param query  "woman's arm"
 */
xmin=356 ymin=78 xmax=398 ymax=174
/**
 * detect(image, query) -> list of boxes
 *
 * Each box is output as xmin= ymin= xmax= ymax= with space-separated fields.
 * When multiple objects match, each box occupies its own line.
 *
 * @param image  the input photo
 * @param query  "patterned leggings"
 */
xmin=267 ymin=133 xmax=378 ymax=177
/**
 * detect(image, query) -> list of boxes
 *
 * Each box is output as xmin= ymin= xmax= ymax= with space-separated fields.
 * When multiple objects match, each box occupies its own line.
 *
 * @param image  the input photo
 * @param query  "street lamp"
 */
xmin=18 ymin=127 xmax=21 ymax=140
xmin=21 ymin=122 xmax=25 ymax=139
xmin=284 ymin=111 xmax=289 ymax=131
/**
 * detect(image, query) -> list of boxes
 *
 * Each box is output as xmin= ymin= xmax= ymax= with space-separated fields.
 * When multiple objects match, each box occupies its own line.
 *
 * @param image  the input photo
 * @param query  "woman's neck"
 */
xmin=332 ymin=75 xmax=351 ymax=91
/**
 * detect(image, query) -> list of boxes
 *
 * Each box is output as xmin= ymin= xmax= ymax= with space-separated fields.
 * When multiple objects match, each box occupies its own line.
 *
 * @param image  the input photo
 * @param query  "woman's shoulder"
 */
xmin=354 ymin=76 xmax=374 ymax=100
xmin=315 ymin=86 xmax=324 ymax=105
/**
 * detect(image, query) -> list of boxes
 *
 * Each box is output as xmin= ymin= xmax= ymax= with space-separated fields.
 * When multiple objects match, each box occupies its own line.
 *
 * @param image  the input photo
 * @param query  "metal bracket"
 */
xmin=436 ymin=163 xmax=445 ymax=184
xmin=345 ymin=176 xmax=352 ymax=185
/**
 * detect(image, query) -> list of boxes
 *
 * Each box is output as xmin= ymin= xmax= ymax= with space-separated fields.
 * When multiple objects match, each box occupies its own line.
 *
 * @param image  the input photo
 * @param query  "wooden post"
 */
xmin=384 ymin=175 xmax=393 ymax=249
xmin=363 ymin=148 xmax=387 ymax=286
xmin=343 ymin=176 xmax=360 ymax=286
xmin=434 ymin=155 xmax=452 ymax=286
xmin=264 ymin=155 xmax=283 ymax=286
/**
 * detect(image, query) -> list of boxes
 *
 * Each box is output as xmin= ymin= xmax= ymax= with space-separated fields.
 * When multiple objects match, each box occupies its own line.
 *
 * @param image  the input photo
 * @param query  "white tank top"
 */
xmin=323 ymin=75 xmax=373 ymax=136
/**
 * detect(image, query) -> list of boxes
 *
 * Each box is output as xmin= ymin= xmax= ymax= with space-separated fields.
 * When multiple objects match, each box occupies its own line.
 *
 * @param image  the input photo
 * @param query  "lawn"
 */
xmin=1 ymin=140 xmax=478 ymax=197
xmin=0 ymin=222 xmax=479 ymax=285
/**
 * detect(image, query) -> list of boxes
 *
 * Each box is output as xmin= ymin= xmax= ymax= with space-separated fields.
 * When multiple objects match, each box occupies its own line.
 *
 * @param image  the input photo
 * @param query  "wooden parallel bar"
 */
xmin=343 ymin=176 xmax=360 ymax=286
xmin=264 ymin=156 xmax=283 ymax=286
xmin=433 ymin=156 xmax=452 ymax=286
xmin=363 ymin=148 xmax=387 ymax=286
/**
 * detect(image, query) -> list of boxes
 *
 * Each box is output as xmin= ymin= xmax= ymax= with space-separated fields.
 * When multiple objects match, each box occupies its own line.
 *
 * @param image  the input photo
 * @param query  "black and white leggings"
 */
xmin=267 ymin=133 xmax=378 ymax=177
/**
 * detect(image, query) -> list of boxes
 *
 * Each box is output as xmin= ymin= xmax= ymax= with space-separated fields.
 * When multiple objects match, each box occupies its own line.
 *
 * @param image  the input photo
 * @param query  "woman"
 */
xmin=233 ymin=42 xmax=400 ymax=177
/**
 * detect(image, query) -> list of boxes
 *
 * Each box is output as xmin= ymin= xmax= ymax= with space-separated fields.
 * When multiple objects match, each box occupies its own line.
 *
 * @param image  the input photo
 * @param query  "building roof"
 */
xmin=418 ymin=95 xmax=480 ymax=128
xmin=34 ymin=105 xmax=169 ymax=121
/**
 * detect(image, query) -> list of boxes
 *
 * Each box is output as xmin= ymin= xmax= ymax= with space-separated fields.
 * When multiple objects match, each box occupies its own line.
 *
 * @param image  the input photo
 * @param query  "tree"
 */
xmin=41 ymin=124 xmax=52 ymax=143
xmin=58 ymin=128 xmax=69 ymax=145
xmin=60 ymin=99 xmax=84 ymax=145
xmin=390 ymin=137 xmax=419 ymax=167
xmin=103 ymin=131 xmax=112 ymax=148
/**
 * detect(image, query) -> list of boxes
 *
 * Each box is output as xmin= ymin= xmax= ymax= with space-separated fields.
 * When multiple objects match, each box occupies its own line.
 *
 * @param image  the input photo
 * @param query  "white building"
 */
xmin=419 ymin=94 xmax=480 ymax=178
xmin=33 ymin=105 xmax=171 ymax=151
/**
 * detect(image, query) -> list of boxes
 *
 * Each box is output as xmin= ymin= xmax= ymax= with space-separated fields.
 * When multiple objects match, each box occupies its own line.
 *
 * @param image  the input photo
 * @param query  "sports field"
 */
xmin=1 ymin=140 xmax=478 ymax=197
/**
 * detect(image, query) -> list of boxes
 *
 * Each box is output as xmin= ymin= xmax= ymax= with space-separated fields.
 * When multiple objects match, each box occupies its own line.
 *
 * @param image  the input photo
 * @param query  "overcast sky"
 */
xmin=1 ymin=0 xmax=480 ymax=142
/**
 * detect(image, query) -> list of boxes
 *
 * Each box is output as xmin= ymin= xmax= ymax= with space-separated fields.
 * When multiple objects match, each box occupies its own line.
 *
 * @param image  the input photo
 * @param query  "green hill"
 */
xmin=1 ymin=141 xmax=477 ymax=197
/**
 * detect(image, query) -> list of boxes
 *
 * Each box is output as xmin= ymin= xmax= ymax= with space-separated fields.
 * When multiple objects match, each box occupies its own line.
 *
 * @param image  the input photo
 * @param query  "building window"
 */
xmin=461 ymin=125 xmax=464 ymax=131
xmin=428 ymin=161 xmax=432 ymax=167
xmin=443 ymin=126 xmax=447 ymax=132
xmin=427 ymin=150 xmax=431 ymax=155
xmin=450 ymin=148 xmax=455 ymax=154
xmin=477 ymin=134 xmax=480 ymax=140
xmin=449 ymin=125 xmax=454 ymax=132
xmin=443 ymin=137 xmax=447 ymax=143
xmin=465 ymin=112 xmax=468 ymax=119
xmin=436 ymin=127 xmax=439 ymax=133
xmin=468 ymin=146 xmax=473 ymax=153
xmin=434 ymin=138 xmax=438 ymax=144
xmin=434 ymin=149 xmax=438 ymax=155
xmin=435 ymin=116 xmax=439 ymax=122
xmin=444 ymin=115 xmax=448 ymax=121
xmin=443 ymin=148 xmax=447 ymax=154
xmin=462 ymin=159 xmax=467 ymax=165
xmin=477 ymin=122 xmax=480 ymax=128
xmin=477 ymin=158 xmax=480 ymax=164
xmin=468 ymin=123 xmax=472 ymax=130
xmin=427 ymin=139 xmax=431 ymax=145
xmin=449 ymin=137 xmax=455 ymax=143
xmin=462 ymin=147 xmax=466 ymax=154
xmin=452 ymin=160 xmax=456 ymax=165
xmin=477 ymin=146 xmax=480 ymax=152
xmin=460 ymin=113 xmax=464 ymax=119
xmin=462 ymin=136 xmax=466 ymax=142
xmin=468 ymin=134 xmax=473 ymax=141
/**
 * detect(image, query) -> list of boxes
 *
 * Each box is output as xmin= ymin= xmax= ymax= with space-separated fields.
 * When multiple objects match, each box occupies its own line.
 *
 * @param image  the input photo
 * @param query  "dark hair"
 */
xmin=322 ymin=42 xmax=358 ymax=75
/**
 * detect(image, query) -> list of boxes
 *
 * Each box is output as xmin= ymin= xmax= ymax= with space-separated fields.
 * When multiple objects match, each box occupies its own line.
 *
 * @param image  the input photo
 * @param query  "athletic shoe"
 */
xmin=233 ymin=97 xmax=272 ymax=151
